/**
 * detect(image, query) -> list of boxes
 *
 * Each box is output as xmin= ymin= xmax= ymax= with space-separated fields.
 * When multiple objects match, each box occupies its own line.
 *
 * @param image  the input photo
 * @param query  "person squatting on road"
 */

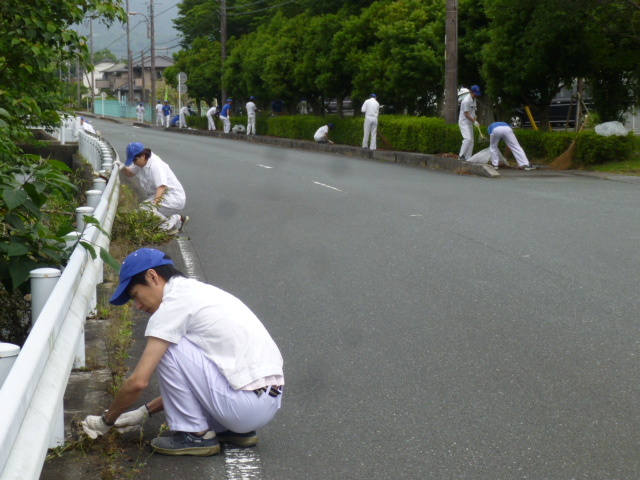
xmin=206 ymin=105 xmax=217 ymax=131
xmin=314 ymin=123 xmax=334 ymax=144
xmin=458 ymin=85 xmax=481 ymax=161
xmin=179 ymin=104 xmax=190 ymax=128
xmin=361 ymin=93 xmax=379 ymax=150
xmin=488 ymin=122 xmax=536 ymax=170
xmin=114 ymin=142 xmax=189 ymax=234
xmin=136 ymin=103 xmax=145 ymax=123
xmin=162 ymin=101 xmax=172 ymax=128
xmin=246 ymin=96 xmax=257 ymax=135
xmin=155 ymin=101 xmax=164 ymax=126
xmin=220 ymin=98 xmax=233 ymax=133
xmin=81 ymin=248 xmax=285 ymax=456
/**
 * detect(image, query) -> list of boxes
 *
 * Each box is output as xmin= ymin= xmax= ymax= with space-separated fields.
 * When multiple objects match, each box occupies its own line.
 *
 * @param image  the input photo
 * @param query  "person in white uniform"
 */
xmin=81 ymin=248 xmax=284 ymax=457
xmin=206 ymin=105 xmax=217 ymax=131
xmin=487 ymin=122 xmax=536 ymax=170
xmin=245 ymin=96 xmax=257 ymax=135
xmin=361 ymin=93 xmax=379 ymax=150
xmin=179 ymin=104 xmax=190 ymax=128
xmin=458 ymin=85 xmax=481 ymax=161
xmin=79 ymin=116 xmax=96 ymax=134
xmin=136 ymin=102 xmax=145 ymax=123
xmin=314 ymin=123 xmax=334 ymax=143
xmin=155 ymin=101 xmax=164 ymax=126
xmin=114 ymin=142 xmax=188 ymax=234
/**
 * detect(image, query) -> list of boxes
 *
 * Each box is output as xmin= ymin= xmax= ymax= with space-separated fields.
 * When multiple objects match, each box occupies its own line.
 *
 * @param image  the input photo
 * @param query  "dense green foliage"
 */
xmin=184 ymin=112 xmax=638 ymax=166
xmin=167 ymin=0 xmax=640 ymax=129
xmin=0 ymin=0 xmax=124 ymax=296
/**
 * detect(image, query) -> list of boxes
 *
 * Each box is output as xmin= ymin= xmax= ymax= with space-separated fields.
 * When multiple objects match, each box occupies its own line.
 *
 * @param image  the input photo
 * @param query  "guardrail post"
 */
xmin=0 ymin=342 xmax=20 ymax=389
xmin=75 ymin=206 xmax=95 ymax=232
xmin=85 ymin=189 xmax=102 ymax=210
xmin=30 ymin=267 xmax=65 ymax=448
xmin=93 ymin=177 xmax=107 ymax=192
xmin=30 ymin=268 xmax=61 ymax=326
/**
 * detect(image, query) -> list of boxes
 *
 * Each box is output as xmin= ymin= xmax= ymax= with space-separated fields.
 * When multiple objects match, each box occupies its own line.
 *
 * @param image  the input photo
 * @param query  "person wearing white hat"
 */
xmin=458 ymin=85 xmax=481 ymax=161
xmin=245 ymin=96 xmax=257 ymax=135
xmin=361 ymin=93 xmax=379 ymax=150
xmin=113 ymin=142 xmax=188 ymax=234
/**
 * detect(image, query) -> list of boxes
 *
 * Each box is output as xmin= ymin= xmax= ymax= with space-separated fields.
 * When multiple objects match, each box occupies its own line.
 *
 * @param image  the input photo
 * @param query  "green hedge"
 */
xmin=185 ymin=113 xmax=638 ymax=165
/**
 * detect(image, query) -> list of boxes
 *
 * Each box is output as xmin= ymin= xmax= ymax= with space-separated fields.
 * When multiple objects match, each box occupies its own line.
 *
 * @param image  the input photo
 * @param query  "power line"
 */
xmin=227 ymin=0 xmax=299 ymax=17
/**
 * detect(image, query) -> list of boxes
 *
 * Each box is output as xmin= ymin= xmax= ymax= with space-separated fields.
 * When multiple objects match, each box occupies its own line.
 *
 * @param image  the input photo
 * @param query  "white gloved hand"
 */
xmin=82 ymin=415 xmax=112 ymax=439
xmin=113 ymin=160 xmax=124 ymax=170
xmin=114 ymin=405 xmax=149 ymax=432
xmin=474 ymin=120 xmax=480 ymax=128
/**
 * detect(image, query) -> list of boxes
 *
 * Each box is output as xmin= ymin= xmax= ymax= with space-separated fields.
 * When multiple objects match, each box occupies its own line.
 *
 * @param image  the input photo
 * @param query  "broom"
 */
xmin=550 ymin=124 xmax=584 ymax=170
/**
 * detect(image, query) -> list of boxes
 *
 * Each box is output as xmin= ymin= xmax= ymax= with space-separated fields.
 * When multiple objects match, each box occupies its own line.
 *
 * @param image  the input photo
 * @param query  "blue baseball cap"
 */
xmin=328 ymin=123 xmax=334 ymax=128
xmin=371 ymin=93 xmax=377 ymax=98
xmin=109 ymin=248 xmax=175 ymax=305
xmin=125 ymin=142 xmax=145 ymax=166
xmin=250 ymin=96 xmax=256 ymax=100
xmin=470 ymin=85 xmax=481 ymax=96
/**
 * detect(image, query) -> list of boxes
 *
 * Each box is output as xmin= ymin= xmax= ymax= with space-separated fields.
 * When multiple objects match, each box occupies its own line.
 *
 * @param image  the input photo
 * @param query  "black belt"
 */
xmin=254 ymin=385 xmax=283 ymax=398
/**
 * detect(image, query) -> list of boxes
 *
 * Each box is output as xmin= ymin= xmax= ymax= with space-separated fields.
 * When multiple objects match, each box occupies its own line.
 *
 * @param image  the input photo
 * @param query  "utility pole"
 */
xmin=141 ymin=51 xmax=146 ymax=103
xmin=150 ymin=0 xmax=156 ymax=116
xmin=77 ymin=56 xmax=81 ymax=108
xmin=220 ymin=0 xmax=227 ymax=102
xmin=444 ymin=0 xmax=458 ymax=124
xmin=90 ymin=18 xmax=95 ymax=114
xmin=126 ymin=0 xmax=134 ymax=103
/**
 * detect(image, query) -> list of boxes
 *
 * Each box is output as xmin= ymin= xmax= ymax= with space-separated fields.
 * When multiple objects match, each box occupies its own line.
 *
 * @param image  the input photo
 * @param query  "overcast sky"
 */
xmin=76 ymin=0 xmax=183 ymax=61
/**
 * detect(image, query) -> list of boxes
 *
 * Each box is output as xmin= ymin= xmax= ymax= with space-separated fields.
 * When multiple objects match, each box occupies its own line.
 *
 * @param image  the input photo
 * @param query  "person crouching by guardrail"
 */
xmin=113 ymin=142 xmax=189 ymax=234
xmin=81 ymin=248 xmax=285 ymax=456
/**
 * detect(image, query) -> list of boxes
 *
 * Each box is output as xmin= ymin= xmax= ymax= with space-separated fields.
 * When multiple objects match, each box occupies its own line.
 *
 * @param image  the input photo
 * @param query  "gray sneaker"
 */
xmin=179 ymin=215 xmax=190 ymax=232
xmin=151 ymin=431 xmax=220 ymax=456
xmin=217 ymin=430 xmax=258 ymax=447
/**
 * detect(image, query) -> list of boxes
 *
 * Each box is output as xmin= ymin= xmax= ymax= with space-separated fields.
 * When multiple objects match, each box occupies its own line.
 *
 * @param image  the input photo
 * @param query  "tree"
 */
xmin=481 ymin=0 xmax=593 ymax=130
xmin=0 ymin=0 xmax=124 ymax=296
xmin=164 ymin=37 xmax=222 ymax=108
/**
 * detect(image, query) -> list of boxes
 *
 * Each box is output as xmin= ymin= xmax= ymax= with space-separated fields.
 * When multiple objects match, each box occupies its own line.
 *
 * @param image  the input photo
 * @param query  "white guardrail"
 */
xmin=0 ymin=123 xmax=120 ymax=480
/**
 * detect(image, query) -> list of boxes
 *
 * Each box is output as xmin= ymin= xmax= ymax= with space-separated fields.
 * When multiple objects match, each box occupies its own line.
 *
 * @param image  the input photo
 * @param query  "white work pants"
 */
xmin=157 ymin=337 xmax=282 ymax=434
xmin=141 ymin=193 xmax=185 ymax=231
xmin=490 ymin=125 xmax=530 ymax=168
xmin=221 ymin=116 xmax=231 ymax=133
xmin=247 ymin=114 xmax=256 ymax=135
xmin=207 ymin=113 xmax=217 ymax=131
xmin=137 ymin=112 xmax=144 ymax=122
xmin=179 ymin=112 xmax=187 ymax=128
xmin=362 ymin=115 xmax=378 ymax=150
xmin=164 ymin=115 xmax=171 ymax=128
xmin=156 ymin=111 xmax=164 ymax=126
xmin=459 ymin=121 xmax=474 ymax=160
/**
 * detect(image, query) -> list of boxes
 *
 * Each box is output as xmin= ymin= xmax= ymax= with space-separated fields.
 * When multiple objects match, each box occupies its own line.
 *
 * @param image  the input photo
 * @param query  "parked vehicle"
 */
xmin=509 ymin=87 xmax=593 ymax=129
xmin=324 ymin=97 xmax=353 ymax=114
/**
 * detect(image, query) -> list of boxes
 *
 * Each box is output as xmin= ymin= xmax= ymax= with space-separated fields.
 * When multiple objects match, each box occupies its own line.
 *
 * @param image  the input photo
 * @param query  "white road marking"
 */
xmin=410 ymin=214 xmax=423 ymax=217
xmin=257 ymin=164 xmax=273 ymax=169
xmin=313 ymin=181 xmax=342 ymax=192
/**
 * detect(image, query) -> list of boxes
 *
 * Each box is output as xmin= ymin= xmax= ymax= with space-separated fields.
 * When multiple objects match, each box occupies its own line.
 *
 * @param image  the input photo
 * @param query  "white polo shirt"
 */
xmin=314 ymin=125 xmax=329 ymax=141
xmin=146 ymin=276 xmax=284 ymax=390
xmin=128 ymin=153 xmax=185 ymax=207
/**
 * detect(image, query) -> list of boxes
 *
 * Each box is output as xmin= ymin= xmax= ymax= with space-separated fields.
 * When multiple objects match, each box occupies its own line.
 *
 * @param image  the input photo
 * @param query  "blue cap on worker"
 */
xmin=328 ymin=123 xmax=334 ymax=128
xmin=470 ymin=85 xmax=481 ymax=96
xmin=109 ymin=248 xmax=175 ymax=305
xmin=125 ymin=142 xmax=145 ymax=166
xmin=250 ymin=96 xmax=256 ymax=100
xmin=227 ymin=98 xmax=234 ymax=103
xmin=370 ymin=93 xmax=377 ymax=98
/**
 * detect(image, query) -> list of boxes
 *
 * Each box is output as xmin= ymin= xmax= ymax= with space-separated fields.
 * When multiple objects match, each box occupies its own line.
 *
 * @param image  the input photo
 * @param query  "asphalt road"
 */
xmin=94 ymin=119 xmax=640 ymax=480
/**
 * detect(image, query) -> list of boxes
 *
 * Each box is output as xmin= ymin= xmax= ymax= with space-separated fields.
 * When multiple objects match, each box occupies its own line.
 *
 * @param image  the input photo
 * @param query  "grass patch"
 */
xmin=587 ymin=156 xmax=640 ymax=175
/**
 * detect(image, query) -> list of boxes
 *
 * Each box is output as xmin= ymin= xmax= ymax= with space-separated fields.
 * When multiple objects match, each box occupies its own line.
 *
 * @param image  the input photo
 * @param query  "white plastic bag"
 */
xmin=595 ymin=121 xmax=628 ymax=136
xmin=466 ymin=147 xmax=508 ymax=166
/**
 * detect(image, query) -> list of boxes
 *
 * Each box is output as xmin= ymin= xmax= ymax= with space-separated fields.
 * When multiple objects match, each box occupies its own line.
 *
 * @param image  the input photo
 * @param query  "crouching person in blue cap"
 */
xmin=81 ymin=248 xmax=285 ymax=456
xmin=113 ymin=142 xmax=188 ymax=234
